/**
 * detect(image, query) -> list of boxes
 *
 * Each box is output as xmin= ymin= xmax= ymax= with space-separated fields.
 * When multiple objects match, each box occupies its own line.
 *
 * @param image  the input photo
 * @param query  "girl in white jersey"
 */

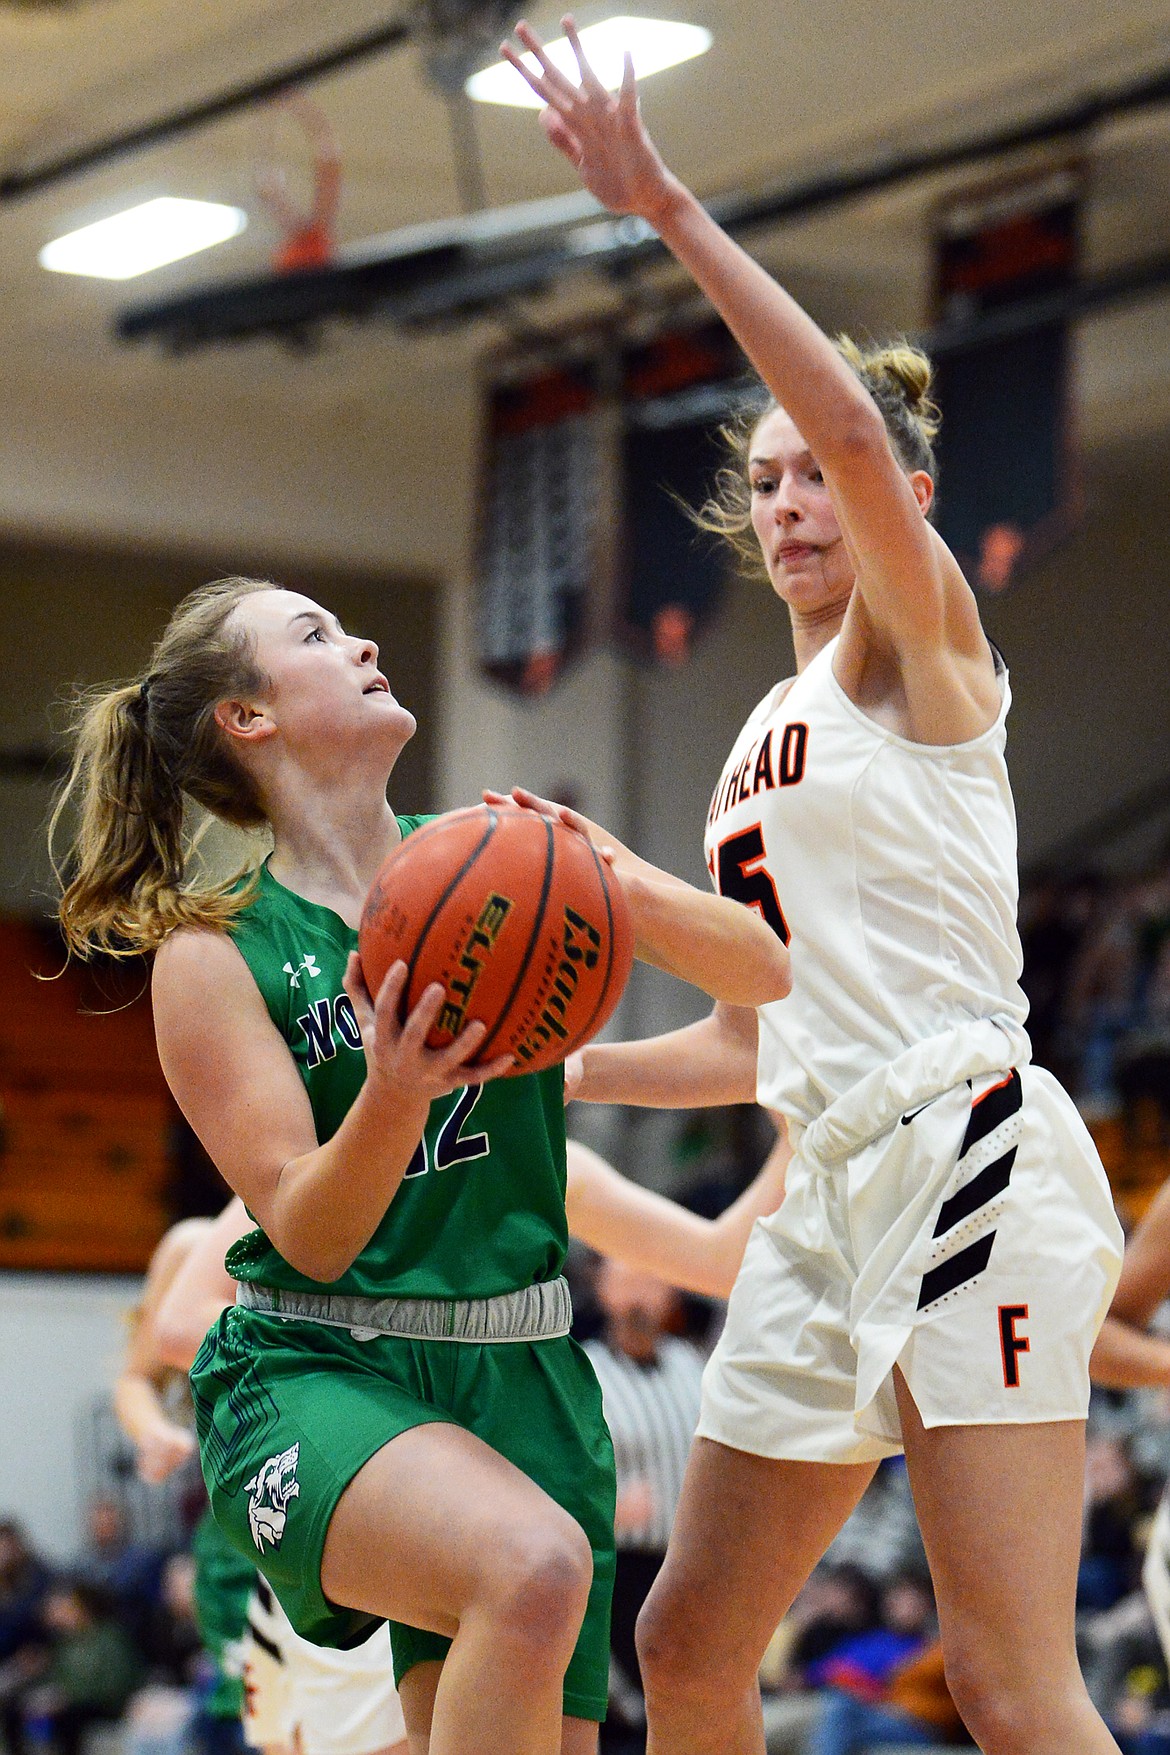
xmin=497 ymin=18 xmax=1126 ymax=1755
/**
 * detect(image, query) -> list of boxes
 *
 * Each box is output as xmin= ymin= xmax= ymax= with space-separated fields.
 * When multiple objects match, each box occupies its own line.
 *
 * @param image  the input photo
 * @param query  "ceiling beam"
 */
xmin=116 ymin=59 xmax=1170 ymax=351
xmin=0 ymin=12 xmax=413 ymax=203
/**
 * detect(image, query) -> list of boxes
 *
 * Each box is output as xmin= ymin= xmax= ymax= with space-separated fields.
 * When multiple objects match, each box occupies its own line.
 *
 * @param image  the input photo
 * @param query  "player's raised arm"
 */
xmin=484 ymin=787 xmax=790 ymax=1007
xmin=502 ymin=17 xmax=998 ymax=743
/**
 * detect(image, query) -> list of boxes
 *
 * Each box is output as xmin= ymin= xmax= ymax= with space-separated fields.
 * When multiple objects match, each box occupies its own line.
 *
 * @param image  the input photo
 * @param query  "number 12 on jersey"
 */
xmin=712 ymin=824 xmax=790 ymax=945
xmin=404 ymin=1085 xmax=490 ymax=1180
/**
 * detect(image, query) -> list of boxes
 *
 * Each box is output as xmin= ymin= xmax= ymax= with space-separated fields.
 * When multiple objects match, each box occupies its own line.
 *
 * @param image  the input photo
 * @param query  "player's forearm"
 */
xmin=568 ymin=1145 xmax=715 ymax=1281
xmin=567 ymin=1127 xmax=786 ymax=1298
xmin=113 ymin=1374 xmax=174 ymax=1448
xmin=264 ymin=1083 xmax=431 ymax=1282
xmin=1090 ymin=1316 xmax=1170 ymax=1390
xmin=652 ymin=184 xmax=884 ymax=469
xmin=154 ymin=1297 xmax=233 ymax=1372
xmin=576 ymin=1010 xmax=757 ymax=1108
xmin=702 ymin=1129 xmax=791 ymax=1288
xmin=625 ymin=870 xmax=790 ymax=1006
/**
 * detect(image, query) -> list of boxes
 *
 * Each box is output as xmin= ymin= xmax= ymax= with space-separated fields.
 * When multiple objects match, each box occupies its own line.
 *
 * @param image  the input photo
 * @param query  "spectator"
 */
xmin=73 ymin=1497 xmax=166 ymax=1654
xmin=805 ymin=1571 xmax=962 ymax=1755
xmin=582 ymin=1258 xmax=705 ymax=1750
xmin=804 ymin=1569 xmax=933 ymax=1700
xmin=1081 ymin=1434 xmax=1144 ymax=1613
xmin=19 ymin=1580 xmax=144 ymax=1755
xmin=783 ymin=1567 xmax=882 ymax=1687
xmin=0 ymin=1522 xmax=54 ymax=1755
xmin=0 ymin=1522 xmax=52 ymax=1665
xmin=1064 ymin=878 xmax=1143 ymax=1113
xmin=1117 ymin=938 xmax=1170 ymax=1138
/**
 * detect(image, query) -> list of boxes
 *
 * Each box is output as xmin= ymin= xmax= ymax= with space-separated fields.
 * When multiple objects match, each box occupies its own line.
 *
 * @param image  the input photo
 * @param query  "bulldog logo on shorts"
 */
xmin=245 ymin=1441 xmax=301 ymax=1552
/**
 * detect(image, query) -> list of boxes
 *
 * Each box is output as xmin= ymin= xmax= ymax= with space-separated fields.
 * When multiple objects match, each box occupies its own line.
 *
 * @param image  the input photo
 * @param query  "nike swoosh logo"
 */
xmin=901 ymin=1097 xmax=942 ymax=1125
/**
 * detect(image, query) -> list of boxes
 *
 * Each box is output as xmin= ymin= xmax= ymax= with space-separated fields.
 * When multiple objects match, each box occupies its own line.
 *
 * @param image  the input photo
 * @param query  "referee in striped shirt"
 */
xmin=583 ymin=1258 xmax=706 ymax=1749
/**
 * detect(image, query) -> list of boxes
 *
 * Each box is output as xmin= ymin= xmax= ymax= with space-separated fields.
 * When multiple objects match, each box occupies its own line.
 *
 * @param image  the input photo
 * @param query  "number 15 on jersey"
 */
xmin=711 ymin=824 xmax=790 ymax=945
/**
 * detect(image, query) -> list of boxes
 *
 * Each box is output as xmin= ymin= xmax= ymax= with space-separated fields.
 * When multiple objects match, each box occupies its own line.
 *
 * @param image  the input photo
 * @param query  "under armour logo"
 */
xmin=283 ymin=954 xmax=321 ymax=989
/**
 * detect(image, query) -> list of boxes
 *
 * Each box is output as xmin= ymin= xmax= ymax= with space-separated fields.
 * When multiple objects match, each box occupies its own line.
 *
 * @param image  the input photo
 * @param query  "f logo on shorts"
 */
xmin=999 ymin=1304 xmax=1030 ymax=1388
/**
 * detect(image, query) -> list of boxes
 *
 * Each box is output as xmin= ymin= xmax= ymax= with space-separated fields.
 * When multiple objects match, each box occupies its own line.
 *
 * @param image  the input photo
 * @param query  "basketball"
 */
xmin=358 ymin=805 xmax=635 ymax=1076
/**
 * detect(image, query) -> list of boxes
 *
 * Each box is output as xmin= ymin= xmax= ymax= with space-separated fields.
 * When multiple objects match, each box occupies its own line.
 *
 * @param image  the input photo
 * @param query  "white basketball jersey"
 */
xmin=703 ymin=637 xmax=1029 ymax=1129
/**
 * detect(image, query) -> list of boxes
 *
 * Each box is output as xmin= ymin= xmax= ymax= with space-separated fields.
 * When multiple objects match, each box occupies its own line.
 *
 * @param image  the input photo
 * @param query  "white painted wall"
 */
xmin=0 ymin=1273 xmax=142 ymax=1561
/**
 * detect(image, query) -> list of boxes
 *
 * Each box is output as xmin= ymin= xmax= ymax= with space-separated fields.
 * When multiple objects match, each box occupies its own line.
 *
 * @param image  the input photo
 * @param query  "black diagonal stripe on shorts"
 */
xmin=932 ymin=1147 xmax=1017 ymax=1239
xmin=917 ymin=1231 xmax=996 ymax=1309
xmin=958 ymin=1068 xmax=1022 ymax=1161
xmin=246 ymin=1619 xmax=284 ymax=1663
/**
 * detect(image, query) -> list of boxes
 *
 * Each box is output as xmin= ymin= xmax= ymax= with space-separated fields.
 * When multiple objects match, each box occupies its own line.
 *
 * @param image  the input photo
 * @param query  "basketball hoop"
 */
xmin=254 ymin=93 xmax=342 ymax=275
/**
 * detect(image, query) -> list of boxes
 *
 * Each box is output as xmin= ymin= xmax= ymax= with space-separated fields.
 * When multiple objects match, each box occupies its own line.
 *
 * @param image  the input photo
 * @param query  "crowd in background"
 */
xmin=1020 ymin=851 xmax=1170 ymax=1126
xmin=0 ymin=1501 xmax=224 ymax=1755
xmin=5 ymin=850 xmax=1170 ymax=1755
xmin=11 ymin=1381 xmax=1170 ymax=1755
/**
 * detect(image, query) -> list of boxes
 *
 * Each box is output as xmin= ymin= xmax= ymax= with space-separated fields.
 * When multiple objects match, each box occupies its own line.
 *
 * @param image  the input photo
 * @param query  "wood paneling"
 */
xmin=0 ymin=917 xmax=170 ymax=1271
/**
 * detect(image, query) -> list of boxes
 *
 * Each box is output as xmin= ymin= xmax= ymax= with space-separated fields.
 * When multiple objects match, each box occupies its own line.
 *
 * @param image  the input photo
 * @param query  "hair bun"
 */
xmin=837 ymin=336 xmax=940 ymax=441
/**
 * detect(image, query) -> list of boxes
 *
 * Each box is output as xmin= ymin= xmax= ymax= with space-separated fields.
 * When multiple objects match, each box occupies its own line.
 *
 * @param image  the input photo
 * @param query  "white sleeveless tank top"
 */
xmin=702 ymin=637 xmax=1029 ymax=1130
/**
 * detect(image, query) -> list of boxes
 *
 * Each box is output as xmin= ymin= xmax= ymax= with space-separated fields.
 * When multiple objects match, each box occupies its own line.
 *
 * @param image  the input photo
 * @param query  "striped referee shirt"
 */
xmin=583 ymin=1335 xmax=705 ymax=1552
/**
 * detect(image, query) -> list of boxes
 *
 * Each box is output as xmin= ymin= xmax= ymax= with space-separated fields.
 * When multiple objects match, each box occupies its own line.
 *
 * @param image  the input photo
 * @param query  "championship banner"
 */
xmin=619 ymin=321 xmax=745 ymax=665
xmin=932 ymin=165 xmax=1083 ymax=591
xmin=476 ymin=363 xmax=608 ymax=695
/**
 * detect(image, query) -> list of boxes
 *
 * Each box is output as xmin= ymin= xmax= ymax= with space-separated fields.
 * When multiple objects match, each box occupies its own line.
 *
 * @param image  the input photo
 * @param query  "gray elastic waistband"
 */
xmin=234 ymin=1276 xmax=573 ymax=1344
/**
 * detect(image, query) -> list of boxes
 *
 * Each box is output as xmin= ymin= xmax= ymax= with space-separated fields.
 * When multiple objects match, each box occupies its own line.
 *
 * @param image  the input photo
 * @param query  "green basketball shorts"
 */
xmin=190 ymin=1305 xmax=616 ymax=1722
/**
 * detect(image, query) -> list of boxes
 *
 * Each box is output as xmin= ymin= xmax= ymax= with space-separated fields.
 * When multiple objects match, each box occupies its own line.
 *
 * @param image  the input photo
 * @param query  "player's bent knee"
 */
xmin=942 ymin=1647 xmax=1083 ymax=1754
xmin=635 ymin=1579 xmax=708 ymax=1696
xmin=486 ymin=1519 xmax=593 ymax=1659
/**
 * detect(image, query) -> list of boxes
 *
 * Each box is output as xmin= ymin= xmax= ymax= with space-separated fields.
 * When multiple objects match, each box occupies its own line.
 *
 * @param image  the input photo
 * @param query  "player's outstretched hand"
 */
xmin=484 ymin=784 xmax=604 ymax=846
xmin=343 ymin=953 xmax=514 ymax=1095
xmin=501 ymin=16 xmax=682 ymax=227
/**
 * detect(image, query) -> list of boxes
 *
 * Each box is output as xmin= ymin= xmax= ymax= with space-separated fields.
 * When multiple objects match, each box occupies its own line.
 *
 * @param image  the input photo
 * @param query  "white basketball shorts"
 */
xmin=243 ymin=1575 xmax=405 ymax=1754
xmin=1143 ymin=1490 xmax=1170 ymax=1666
xmin=699 ymin=1055 xmax=1123 ymax=1465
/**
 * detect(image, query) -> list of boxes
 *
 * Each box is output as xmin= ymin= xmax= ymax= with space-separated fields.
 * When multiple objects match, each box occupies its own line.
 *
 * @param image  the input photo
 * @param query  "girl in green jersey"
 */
xmin=53 ymin=576 xmax=789 ymax=1755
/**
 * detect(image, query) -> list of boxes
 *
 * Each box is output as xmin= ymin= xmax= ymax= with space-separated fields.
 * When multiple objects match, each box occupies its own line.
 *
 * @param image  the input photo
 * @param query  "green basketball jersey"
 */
xmin=224 ymin=815 xmax=569 ymax=1300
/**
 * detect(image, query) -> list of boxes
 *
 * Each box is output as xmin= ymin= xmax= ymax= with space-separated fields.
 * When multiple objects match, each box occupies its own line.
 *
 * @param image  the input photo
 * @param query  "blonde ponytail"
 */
xmin=51 ymin=577 xmax=276 ymax=958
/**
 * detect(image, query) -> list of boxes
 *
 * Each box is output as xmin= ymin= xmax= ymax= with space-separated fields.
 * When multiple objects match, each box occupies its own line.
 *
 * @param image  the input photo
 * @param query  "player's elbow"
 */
xmin=275 ymin=1233 xmax=356 ymax=1285
xmin=822 ymin=397 xmax=888 ymax=466
xmin=736 ymin=932 xmax=791 ymax=1007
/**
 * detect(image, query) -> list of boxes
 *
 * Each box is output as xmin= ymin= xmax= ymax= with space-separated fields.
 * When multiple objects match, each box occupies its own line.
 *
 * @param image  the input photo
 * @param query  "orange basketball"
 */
xmin=359 ymin=805 xmax=634 ymax=1076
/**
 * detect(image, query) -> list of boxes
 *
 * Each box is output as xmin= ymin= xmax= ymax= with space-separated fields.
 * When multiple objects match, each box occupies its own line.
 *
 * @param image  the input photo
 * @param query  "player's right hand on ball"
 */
xmin=343 ymin=954 xmax=514 ymax=1097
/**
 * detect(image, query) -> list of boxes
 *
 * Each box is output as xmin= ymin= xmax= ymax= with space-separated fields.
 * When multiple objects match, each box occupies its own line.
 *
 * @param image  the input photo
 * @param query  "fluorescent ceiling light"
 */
xmin=467 ymin=15 xmax=712 ymax=108
xmin=40 ymin=197 xmax=247 ymax=280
